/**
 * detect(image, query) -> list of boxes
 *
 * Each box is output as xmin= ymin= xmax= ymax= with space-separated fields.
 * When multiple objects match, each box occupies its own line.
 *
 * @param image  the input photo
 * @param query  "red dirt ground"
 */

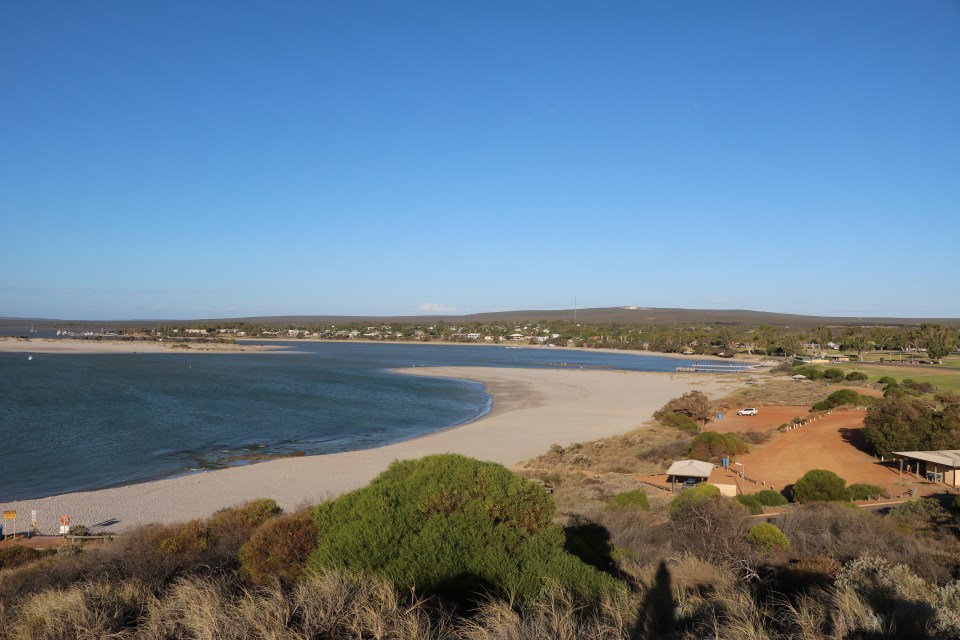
xmin=732 ymin=408 xmax=933 ymax=497
xmin=641 ymin=405 xmax=945 ymax=499
xmin=712 ymin=406 xmax=812 ymax=433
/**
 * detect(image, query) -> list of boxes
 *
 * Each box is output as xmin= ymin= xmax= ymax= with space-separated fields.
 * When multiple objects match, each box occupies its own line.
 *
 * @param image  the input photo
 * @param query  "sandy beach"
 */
xmin=0 ymin=365 xmax=741 ymax=535
xmin=0 ymin=337 xmax=285 ymax=354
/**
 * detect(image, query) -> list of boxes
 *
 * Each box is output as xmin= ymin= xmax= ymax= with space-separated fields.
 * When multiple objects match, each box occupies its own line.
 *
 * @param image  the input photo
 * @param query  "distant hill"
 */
xmin=3 ymin=307 xmax=959 ymax=329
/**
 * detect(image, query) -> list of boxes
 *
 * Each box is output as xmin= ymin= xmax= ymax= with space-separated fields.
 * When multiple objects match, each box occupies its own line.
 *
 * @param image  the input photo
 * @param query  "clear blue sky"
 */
xmin=2 ymin=2 xmax=958 ymax=320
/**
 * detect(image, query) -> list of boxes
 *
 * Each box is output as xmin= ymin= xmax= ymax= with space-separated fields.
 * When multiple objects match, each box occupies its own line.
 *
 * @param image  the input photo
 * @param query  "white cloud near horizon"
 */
xmin=417 ymin=302 xmax=456 ymax=313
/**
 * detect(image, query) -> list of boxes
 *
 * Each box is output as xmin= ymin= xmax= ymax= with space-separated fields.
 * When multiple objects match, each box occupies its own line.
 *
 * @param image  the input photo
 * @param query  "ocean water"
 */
xmin=0 ymin=342 xmax=738 ymax=501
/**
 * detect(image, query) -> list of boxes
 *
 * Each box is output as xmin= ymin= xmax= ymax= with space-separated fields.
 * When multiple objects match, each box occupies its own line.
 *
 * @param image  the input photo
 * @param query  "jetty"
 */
xmin=676 ymin=362 xmax=759 ymax=372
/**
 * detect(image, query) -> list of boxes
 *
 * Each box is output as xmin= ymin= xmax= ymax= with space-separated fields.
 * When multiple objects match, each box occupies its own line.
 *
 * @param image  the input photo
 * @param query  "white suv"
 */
xmin=737 ymin=407 xmax=758 ymax=416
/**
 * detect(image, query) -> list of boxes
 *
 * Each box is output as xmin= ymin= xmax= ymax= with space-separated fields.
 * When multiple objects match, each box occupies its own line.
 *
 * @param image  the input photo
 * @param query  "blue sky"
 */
xmin=2 ymin=2 xmax=958 ymax=320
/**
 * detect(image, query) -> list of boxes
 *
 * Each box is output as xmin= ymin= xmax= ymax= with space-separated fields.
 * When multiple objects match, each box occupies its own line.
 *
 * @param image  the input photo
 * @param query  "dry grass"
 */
xmin=721 ymin=378 xmax=835 ymax=407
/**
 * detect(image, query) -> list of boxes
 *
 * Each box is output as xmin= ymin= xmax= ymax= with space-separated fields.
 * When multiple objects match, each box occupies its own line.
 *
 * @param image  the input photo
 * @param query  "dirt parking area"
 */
xmin=732 ymin=409 xmax=920 ymax=495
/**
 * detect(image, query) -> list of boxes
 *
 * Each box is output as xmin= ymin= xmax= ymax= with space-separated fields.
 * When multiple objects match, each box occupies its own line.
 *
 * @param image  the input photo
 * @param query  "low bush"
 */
xmin=811 ymin=389 xmax=872 ymax=412
xmin=669 ymin=483 xmax=720 ymax=519
xmin=307 ymin=454 xmax=622 ymax=605
xmin=605 ymin=489 xmax=649 ymax=512
xmin=845 ymin=371 xmax=868 ymax=381
xmin=824 ymin=368 xmax=846 ymax=381
xmin=755 ymin=489 xmax=788 ymax=507
xmin=793 ymin=365 xmax=825 ymax=380
xmin=239 ymin=509 xmax=320 ymax=584
xmin=734 ymin=494 xmax=763 ymax=515
xmin=746 ymin=522 xmax=789 ymax=552
xmin=688 ymin=431 xmax=748 ymax=463
xmin=955 ymin=494 xmax=960 ymax=512
xmin=660 ymin=412 xmax=698 ymax=431
xmin=792 ymin=469 xmax=849 ymax=503
xmin=0 ymin=546 xmax=43 ymax=571
xmin=848 ymin=483 xmax=886 ymax=501
xmin=877 ymin=376 xmax=897 ymax=385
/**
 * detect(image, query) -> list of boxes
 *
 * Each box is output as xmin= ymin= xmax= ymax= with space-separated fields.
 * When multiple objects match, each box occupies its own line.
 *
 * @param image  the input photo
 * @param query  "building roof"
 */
xmin=666 ymin=459 xmax=715 ymax=478
xmin=893 ymin=450 xmax=960 ymax=467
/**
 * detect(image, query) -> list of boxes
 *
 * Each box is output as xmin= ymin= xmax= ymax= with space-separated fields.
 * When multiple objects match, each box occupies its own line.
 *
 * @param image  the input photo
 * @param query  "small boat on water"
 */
xmin=27 ymin=355 xmax=33 ymax=361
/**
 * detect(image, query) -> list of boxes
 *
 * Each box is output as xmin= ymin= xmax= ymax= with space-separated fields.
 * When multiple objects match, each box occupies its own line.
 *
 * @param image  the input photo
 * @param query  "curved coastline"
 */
xmin=0 ymin=367 xmax=742 ymax=534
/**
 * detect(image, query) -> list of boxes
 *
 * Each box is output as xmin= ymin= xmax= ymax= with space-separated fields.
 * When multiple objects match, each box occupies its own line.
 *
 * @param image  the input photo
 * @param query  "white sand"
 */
xmin=0 ymin=366 xmax=742 ymax=535
xmin=0 ymin=337 xmax=285 ymax=354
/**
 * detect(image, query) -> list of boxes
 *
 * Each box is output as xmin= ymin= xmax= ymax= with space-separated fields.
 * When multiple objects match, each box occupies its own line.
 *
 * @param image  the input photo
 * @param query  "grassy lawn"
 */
xmin=827 ymin=362 xmax=960 ymax=393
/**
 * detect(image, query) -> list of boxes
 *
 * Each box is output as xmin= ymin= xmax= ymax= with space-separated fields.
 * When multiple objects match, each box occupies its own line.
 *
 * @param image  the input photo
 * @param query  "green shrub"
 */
xmin=688 ymin=431 xmax=749 ymax=462
xmin=755 ymin=489 xmax=788 ymax=507
xmin=878 ymin=376 xmax=897 ymax=385
xmin=307 ymin=454 xmax=621 ymax=604
xmin=848 ymin=483 xmax=886 ymax=501
xmin=0 ymin=546 xmax=43 ymax=571
xmin=889 ymin=498 xmax=949 ymax=525
xmin=660 ymin=412 xmax=698 ymax=431
xmin=605 ymin=490 xmax=649 ymax=512
xmin=792 ymin=469 xmax=849 ymax=503
xmin=735 ymin=494 xmax=763 ymax=515
xmin=669 ymin=483 xmax=720 ymax=518
xmin=811 ymin=389 xmax=870 ymax=412
xmin=845 ymin=371 xmax=868 ymax=381
xmin=240 ymin=510 xmax=320 ymax=585
xmin=824 ymin=368 xmax=846 ymax=381
xmin=793 ymin=365 xmax=825 ymax=380
xmin=954 ymin=494 xmax=960 ymax=512
xmin=747 ymin=522 xmax=789 ymax=552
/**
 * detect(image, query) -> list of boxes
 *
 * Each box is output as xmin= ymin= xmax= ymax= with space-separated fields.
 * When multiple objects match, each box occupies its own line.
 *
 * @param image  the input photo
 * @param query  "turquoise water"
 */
xmin=0 ymin=342 xmax=738 ymax=501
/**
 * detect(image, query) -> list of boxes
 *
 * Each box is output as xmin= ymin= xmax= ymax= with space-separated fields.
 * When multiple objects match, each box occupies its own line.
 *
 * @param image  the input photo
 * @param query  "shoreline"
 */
xmin=0 ymin=337 xmax=286 ymax=354
xmin=0 ymin=335 xmax=767 ymax=365
xmin=0 ymin=367 xmax=743 ymax=534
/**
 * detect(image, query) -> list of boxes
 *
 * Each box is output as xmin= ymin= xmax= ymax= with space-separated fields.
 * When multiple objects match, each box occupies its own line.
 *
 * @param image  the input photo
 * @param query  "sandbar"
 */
xmin=0 ymin=337 xmax=284 ymax=354
xmin=0 ymin=367 xmax=742 ymax=534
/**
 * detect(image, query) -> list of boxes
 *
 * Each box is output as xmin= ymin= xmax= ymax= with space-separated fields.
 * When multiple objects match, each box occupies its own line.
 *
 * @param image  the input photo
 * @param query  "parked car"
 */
xmin=737 ymin=407 xmax=758 ymax=416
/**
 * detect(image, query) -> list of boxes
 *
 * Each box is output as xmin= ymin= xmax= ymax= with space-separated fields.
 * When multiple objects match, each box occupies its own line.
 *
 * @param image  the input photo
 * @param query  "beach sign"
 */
xmin=59 ymin=514 xmax=71 ymax=535
xmin=2 ymin=510 xmax=15 ymax=520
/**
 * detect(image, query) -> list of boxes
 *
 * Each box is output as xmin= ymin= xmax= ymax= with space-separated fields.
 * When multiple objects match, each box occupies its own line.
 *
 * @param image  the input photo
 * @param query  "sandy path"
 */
xmin=0 ymin=367 xmax=739 ymax=534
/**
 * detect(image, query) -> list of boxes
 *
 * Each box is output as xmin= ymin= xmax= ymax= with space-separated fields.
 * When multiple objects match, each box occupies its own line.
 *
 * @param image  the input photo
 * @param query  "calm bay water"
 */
xmin=0 ymin=342 xmax=736 ymax=501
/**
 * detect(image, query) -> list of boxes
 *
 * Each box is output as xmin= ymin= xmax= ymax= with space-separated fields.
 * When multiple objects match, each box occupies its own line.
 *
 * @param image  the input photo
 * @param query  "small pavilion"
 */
xmin=893 ymin=450 xmax=960 ymax=488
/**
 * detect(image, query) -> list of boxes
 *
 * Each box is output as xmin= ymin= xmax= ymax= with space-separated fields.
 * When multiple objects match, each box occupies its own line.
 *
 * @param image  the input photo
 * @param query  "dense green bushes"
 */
xmin=811 ymin=389 xmax=872 ymax=412
xmin=307 ymin=454 xmax=621 ymax=604
xmin=755 ymin=489 xmax=788 ymax=507
xmin=734 ymin=494 xmax=763 ymax=515
xmin=747 ymin=523 xmax=789 ymax=552
xmin=792 ymin=469 xmax=849 ymax=503
xmin=848 ymin=483 xmax=886 ymax=500
xmin=688 ymin=431 xmax=748 ymax=462
xmin=669 ymin=483 xmax=720 ymax=518
xmin=864 ymin=395 xmax=960 ymax=457
xmin=845 ymin=371 xmax=868 ymax=381
xmin=659 ymin=412 xmax=698 ymax=431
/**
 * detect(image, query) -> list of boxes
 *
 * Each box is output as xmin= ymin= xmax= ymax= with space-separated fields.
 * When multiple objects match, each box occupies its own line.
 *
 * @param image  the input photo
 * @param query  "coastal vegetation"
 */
xmin=2 ymin=454 xmax=960 ymax=638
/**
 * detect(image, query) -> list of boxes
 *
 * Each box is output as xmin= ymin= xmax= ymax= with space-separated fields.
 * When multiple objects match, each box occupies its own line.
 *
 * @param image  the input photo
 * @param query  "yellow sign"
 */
xmin=2 ymin=511 xmax=16 ymax=520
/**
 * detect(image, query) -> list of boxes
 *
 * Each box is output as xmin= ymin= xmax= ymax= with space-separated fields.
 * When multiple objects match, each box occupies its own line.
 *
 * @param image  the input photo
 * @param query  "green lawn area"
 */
xmin=830 ymin=362 xmax=960 ymax=393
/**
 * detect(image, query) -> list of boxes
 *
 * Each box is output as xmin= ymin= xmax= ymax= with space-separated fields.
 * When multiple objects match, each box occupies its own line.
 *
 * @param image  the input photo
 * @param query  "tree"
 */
xmin=776 ymin=333 xmax=804 ymax=358
xmin=869 ymin=327 xmax=894 ymax=352
xmin=792 ymin=469 xmax=849 ymax=503
xmin=843 ymin=328 xmax=870 ymax=362
xmin=919 ymin=323 xmax=957 ymax=364
xmin=654 ymin=391 xmax=713 ymax=431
